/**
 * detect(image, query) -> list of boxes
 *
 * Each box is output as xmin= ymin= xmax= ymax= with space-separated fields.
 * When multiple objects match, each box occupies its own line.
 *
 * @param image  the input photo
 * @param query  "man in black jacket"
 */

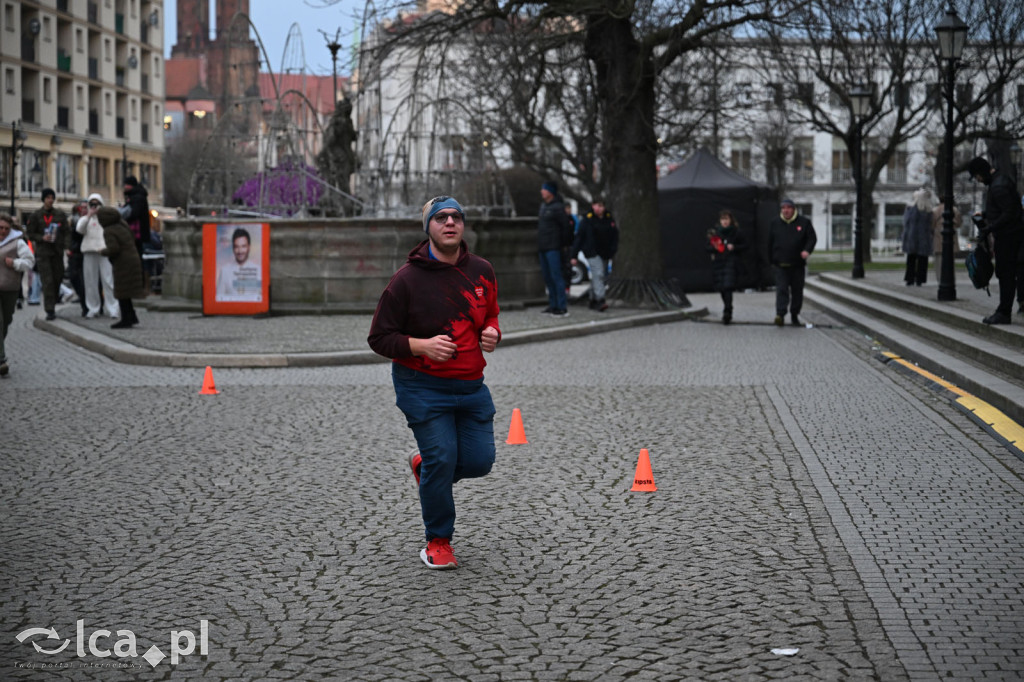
xmin=537 ymin=181 xmax=571 ymax=316
xmin=767 ymin=199 xmax=817 ymax=326
xmin=571 ymin=198 xmax=618 ymax=311
xmin=967 ymin=157 xmax=1024 ymax=324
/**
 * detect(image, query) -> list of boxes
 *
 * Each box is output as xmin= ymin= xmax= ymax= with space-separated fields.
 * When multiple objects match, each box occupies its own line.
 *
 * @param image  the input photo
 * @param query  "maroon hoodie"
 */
xmin=368 ymin=239 xmax=500 ymax=380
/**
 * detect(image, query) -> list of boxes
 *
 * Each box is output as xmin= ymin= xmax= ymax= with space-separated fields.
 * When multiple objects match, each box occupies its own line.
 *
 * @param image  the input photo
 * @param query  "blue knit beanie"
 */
xmin=422 ymin=196 xmax=465 ymax=233
xmin=542 ymin=181 xmax=557 ymax=195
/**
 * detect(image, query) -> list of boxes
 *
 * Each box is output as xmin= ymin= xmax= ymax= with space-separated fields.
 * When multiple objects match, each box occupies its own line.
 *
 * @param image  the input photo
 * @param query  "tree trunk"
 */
xmin=585 ymin=14 xmax=661 ymax=281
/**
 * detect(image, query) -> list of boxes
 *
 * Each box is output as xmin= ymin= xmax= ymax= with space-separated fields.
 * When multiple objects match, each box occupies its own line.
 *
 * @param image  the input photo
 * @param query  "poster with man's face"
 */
xmin=202 ymin=223 xmax=270 ymax=315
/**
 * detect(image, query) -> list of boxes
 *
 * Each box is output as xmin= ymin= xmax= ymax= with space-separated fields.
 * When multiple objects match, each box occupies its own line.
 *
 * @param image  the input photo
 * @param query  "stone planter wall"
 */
xmin=161 ymin=217 xmax=543 ymax=308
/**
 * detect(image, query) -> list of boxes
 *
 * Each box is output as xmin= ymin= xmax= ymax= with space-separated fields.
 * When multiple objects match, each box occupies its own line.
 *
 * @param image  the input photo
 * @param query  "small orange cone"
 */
xmin=630 ymin=448 xmax=657 ymax=492
xmin=505 ymin=408 xmax=528 ymax=444
xmin=199 ymin=366 xmax=219 ymax=395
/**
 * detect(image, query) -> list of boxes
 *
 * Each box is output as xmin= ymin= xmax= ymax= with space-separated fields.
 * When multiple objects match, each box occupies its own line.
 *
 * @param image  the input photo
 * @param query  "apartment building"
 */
xmin=1 ymin=0 xmax=164 ymax=222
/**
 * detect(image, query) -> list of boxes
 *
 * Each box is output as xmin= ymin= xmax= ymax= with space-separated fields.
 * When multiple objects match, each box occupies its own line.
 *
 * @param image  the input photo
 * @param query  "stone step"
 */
xmin=804 ymin=279 xmax=1024 ymax=424
xmin=815 ymin=272 xmax=1024 ymax=351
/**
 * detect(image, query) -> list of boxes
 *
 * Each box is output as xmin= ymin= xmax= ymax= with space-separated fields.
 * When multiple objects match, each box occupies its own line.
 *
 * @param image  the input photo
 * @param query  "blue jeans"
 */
xmin=539 ymin=249 xmax=567 ymax=311
xmin=392 ymin=363 xmax=496 ymax=541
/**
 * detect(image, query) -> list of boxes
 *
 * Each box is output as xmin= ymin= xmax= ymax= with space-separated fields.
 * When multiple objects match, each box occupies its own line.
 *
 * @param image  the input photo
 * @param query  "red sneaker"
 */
xmin=408 ymin=452 xmax=422 ymax=486
xmin=420 ymin=538 xmax=458 ymax=570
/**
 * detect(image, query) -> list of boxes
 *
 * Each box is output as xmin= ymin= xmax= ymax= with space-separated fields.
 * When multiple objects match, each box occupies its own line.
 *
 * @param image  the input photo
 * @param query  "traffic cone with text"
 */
xmin=505 ymin=408 xmax=528 ymax=444
xmin=630 ymin=448 xmax=657 ymax=492
xmin=199 ymin=366 xmax=219 ymax=395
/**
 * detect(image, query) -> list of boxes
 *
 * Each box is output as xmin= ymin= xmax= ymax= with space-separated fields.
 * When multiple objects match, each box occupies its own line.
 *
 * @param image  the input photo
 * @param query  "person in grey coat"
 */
xmin=902 ymin=188 xmax=935 ymax=286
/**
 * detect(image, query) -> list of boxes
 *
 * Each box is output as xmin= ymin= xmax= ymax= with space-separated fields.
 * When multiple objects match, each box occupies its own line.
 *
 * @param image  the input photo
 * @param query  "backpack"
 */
xmin=965 ymin=238 xmax=993 ymax=295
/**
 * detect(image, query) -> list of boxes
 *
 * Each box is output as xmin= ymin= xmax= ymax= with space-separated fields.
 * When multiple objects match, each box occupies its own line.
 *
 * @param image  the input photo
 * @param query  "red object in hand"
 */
xmin=710 ymin=235 xmax=726 ymax=253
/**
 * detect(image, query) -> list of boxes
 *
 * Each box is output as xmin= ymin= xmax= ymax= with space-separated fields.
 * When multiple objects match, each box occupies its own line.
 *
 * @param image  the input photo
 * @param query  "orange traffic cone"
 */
xmin=505 ymin=408 xmax=528 ymax=444
xmin=630 ymin=448 xmax=657 ymax=492
xmin=199 ymin=366 xmax=219 ymax=395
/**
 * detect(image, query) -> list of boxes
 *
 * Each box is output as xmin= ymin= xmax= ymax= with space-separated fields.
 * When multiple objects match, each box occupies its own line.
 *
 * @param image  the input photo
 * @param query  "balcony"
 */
xmin=141 ymin=23 xmax=149 ymax=43
xmin=115 ymin=13 xmax=124 ymax=34
xmin=116 ymin=117 xmax=125 ymax=138
xmin=58 ymin=49 xmax=72 ymax=72
xmin=57 ymin=106 xmax=70 ymax=130
xmin=88 ymin=2 xmax=98 ymax=24
xmin=116 ymin=68 xmax=125 ymax=87
xmin=885 ymin=168 xmax=907 ymax=184
xmin=88 ymin=57 xmax=98 ymax=80
xmin=57 ymin=0 xmax=69 ymax=11
xmin=23 ymin=100 xmax=36 ymax=125
xmin=832 ymin=168 xmax=853 ymax=184
xmin=89 ymin=109 xmax=99 ymax=134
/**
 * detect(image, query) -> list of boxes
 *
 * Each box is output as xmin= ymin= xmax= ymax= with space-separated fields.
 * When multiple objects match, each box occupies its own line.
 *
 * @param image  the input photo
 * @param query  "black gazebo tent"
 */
xmin=658 ymin=148 xmax=778 ymax=292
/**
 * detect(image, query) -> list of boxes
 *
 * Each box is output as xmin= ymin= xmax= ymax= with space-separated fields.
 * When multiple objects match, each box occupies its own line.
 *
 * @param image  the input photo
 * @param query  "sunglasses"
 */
xmin=88 ymin=202 xmax=100 ymax=207
xmin=431 ymin=211 xmax=464 ymax=224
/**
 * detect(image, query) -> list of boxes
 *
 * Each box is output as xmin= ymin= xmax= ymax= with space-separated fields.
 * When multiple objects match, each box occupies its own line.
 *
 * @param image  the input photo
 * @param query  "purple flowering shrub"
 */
xmin=232 ymin=160 xmax=324 ymax=213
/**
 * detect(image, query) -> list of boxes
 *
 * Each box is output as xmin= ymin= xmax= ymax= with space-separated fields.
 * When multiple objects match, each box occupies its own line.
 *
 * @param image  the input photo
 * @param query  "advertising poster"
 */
xmin=202 ymin=223 xmax=270 ymax=315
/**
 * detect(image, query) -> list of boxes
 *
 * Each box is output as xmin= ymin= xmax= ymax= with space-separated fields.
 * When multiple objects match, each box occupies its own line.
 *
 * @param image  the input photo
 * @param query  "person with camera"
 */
xmin=967 ymin=157 xmax=1024 ymax=325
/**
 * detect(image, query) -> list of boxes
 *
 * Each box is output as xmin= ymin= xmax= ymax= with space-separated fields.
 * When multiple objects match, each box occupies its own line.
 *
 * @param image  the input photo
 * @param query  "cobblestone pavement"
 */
xmin=1 ymin=290 xmax=1022 ymax=681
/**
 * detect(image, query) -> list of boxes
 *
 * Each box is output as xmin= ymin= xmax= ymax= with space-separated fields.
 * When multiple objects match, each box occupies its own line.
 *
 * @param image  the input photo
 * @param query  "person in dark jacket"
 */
xmin=25 ymin=188 xmax=70 ymax=320
xmin=767 ymin=198 xmax=817 ymax=326
xmin=121 ymin=175 xmax=151 ymax=256
xmin=537 ymin=181 xmax=571 ymax=316
xmin=901 ymin=188 xmax=935 ymax=286
xmin=98 ymin=207 xmax=145 ymax=329
xmin=706 ymin=209 xmax=747 ymax=324
xmin=571 ymin=198 xmax=618 ymax=311
xmin=368 ymin=195 xmax=501 ymax=571
xmin=967 ymin=156 xmax=1024 ymax=324
xmin=65 ymin=198 xmax=89 ymax=316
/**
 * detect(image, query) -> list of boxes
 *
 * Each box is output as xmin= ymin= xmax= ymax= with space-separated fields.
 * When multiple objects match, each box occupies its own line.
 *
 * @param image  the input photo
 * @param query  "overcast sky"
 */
xmin=163 ymin=0 xmax=365 ymax=76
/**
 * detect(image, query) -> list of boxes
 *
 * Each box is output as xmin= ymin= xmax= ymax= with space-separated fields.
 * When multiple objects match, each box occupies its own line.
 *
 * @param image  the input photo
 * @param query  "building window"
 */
xmin=4 ymin=4 xmax=14 ymax=32
xmin=730 ymin=137 xmax=752 ymax=177
xmin=766 ymin=82 xmax=784 ymax=108
xmin=153 ymin=56 xmax=160 ymax=77
xmin=831 ymin=203 xmax=853 ymax=248
xmin=43 ymin=77 xmax=52 ymax=103
xmin=55 ymin=153 xmax=78 ymax=195
xmin=832 ymin=136 xmax=853 ymax=184
xmin=735 ymin=82 xmax=752 ymax=106
xmin=891 ymin=83 xmax=911 ymax=108
xmin=21 ymin=150 xmax=48 ymax=195
xmin=792 ymin=137 xmax=814 ymax=183
xmin=104 ymin=38 xmax=111 ymax=61
xmin=884 ymin=203 xmax=905 ymax=242
xmin=43 ymin=16 xmax=52 ymax=41
xmin=885 ymin=147 xmax=908 ymax=184
xmin=956 ymin=83 xmax=972 ymax=107
xmin=104 ymin=92 xmax=111 ymax=114
xmin=795 ymin=82 xmax=814 ymax=103
xmin=988 ymin=86 xmax=1003 ymax=109
xmin=4 ymin=68 xmax=14 ymax=94
xmin=76 ymin=27 xmax=83 ymax=52
xmin=925 ymin=83 xmax=941 ymax=109
xmin=131 ymin=98 xmax=137 ymax=120
xmin=88 ymin=156 xmax=108 ymax=185
xmin=1017 ymin=85 xmax=1024 ymax=111
xmin=76 ymin=84 xmax=84 ymax=109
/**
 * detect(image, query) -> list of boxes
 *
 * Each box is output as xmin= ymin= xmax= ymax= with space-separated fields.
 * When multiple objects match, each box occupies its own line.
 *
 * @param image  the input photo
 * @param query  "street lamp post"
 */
xmin=850 ymin=83 xmax=872 ymax=280
xmin=935 ymin=7 xmax=968 ymax=302
xmin=326 ymin=38 xmax=342 ymax=109
xmin=8 ymin=121 xmax=27 ymax=216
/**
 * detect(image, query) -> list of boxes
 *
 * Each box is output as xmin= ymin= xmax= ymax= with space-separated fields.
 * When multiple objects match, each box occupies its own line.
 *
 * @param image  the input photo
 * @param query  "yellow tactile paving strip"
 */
xmin=881 ymin=352 xmax=1024 ymax=457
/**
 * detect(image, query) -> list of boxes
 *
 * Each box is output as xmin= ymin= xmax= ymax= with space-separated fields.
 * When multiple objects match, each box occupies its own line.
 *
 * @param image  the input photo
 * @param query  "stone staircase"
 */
xmin=804 ymin=272 xmax=1024 ymax=423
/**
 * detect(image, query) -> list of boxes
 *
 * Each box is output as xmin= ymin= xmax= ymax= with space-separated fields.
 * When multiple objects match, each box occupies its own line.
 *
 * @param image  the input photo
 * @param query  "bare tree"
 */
xmin=343 ymin=0 xmax=778 ymax=305
xmin=754 ymin=0 xmax=1024 ymax=262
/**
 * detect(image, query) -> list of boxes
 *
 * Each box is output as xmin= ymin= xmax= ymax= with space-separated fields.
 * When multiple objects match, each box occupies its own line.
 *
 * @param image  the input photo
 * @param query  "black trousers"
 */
xmin=904 ymin=254 xmax=928 ymax=285
xmin=993 ymin=230 xmax=1024 ymax=316
xmin=773 ymin=264 xmax=806 ymax=317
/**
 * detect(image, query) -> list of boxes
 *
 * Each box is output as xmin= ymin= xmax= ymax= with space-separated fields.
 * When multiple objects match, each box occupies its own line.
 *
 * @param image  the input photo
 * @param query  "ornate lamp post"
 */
xmin=935 ymin=7 xmax=967 ymax=302
xmin=849 ymin=83 xmax=872 ymax=279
